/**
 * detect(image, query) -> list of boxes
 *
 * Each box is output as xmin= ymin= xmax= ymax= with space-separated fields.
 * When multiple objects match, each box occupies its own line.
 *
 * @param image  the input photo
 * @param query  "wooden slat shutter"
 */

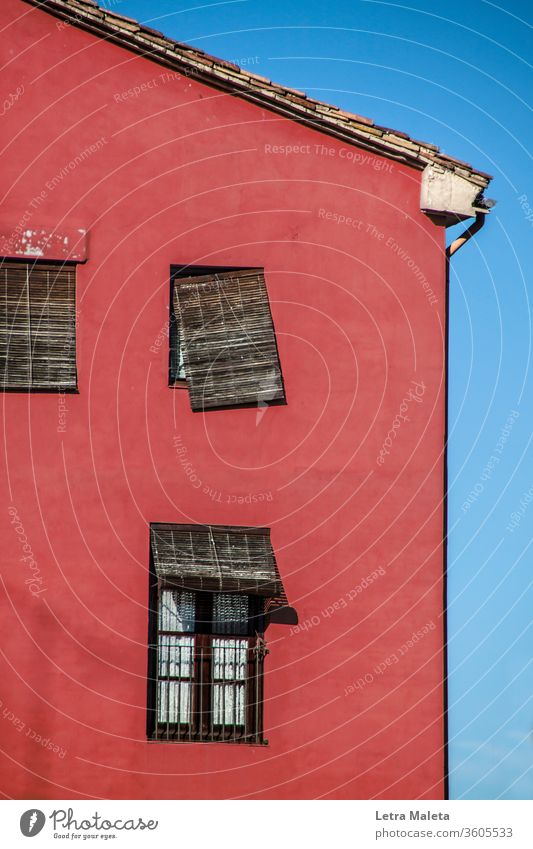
xmin=29 ymin=265 xmax=77 ymax=389
xmin=0 ymin=262 xmax=76 ymax=390
xmin=173 ymin=269 xmax=285 ymax=411
xmin=150 ymin=523 xmax=285 ymax=599
xmin=0 ymin=263 xmax=31 ymax=388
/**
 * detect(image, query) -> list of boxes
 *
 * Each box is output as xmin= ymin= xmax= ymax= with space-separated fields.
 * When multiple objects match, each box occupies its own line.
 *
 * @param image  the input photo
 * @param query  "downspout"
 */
xmin=421 ymin=162 xmax=494 ymax=801
xmin=446 ymin=212 xmax=486 ymax=258
xmin=442 ymin=209 xmax=487 ymax=801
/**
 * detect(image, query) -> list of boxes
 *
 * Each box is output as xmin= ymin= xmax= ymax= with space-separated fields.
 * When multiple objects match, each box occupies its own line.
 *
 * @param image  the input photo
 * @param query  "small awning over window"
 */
xmin=150 ymin=523 xmax=296 ymax=624
xmin=173 ymin=268 xmax=285 ymax=412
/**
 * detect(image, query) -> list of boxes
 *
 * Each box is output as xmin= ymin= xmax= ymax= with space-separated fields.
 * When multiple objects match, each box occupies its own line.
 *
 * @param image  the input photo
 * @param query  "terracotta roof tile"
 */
xmin=354 ymin=124 xmax=383 ymax=137
xmin=374 ymin=125 xmax=410 ymax=139
xmin=103 ymin=13 xmax=140 ymax=32
xmin=410 ymin=138 xmax=439 ymax=151
xmin=437 ymin=153 xmax=473 ymax=169
xmin=332 ymin=107 xmax=373 ymax=125
xmin=104 ymin=11 xmax=139 ymax=25
xmin=140 ymin=25 xmax=165 ymax=38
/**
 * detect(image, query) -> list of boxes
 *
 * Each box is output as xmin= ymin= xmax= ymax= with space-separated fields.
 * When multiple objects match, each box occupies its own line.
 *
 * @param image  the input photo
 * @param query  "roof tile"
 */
xmin=104 ymin=13 xmax=140 ymax=32
xmin=139 ymin=24 xmax=165 ymax=38
xmin=374 ymin=125 xmax=410 ymax=139
xmin=333 ymin=108 xmax=374 ymax=126
xmin=437 ymin=153 xmax=473 ymax=169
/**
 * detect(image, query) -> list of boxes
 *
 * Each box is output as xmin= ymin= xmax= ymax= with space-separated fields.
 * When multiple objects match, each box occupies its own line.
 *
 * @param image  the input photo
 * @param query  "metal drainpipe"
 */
xmin=442 ymin=207 xmax=487 ymax=800
xmin=446 ymin=211 xmax=486 ymax=257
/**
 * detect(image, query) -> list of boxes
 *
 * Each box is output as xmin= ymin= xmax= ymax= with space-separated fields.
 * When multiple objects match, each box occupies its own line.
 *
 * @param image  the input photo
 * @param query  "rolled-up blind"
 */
xmin=173 ymin=268 xmax=285 ymax=411
xmin=150 ymin=523 xmax=285 ymax=598
xmin=0 ymin=261 xmax=77 ymax=390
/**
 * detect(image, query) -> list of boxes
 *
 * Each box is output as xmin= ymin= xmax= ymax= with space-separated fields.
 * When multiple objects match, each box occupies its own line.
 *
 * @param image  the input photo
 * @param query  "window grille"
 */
xmin=152 ymin=589 xmax=266 ymax=743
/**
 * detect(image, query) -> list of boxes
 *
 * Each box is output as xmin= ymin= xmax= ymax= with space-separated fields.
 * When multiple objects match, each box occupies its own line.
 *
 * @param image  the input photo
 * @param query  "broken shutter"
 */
xmin=0 ymin=261 xmax=77 ymax=390
xmin=173 ymin=268 xmax=285 ymax=411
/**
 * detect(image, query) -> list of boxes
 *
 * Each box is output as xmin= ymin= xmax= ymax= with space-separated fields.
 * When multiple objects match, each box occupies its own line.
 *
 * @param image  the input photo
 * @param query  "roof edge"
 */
xmin=21 ymin=0 xmax=492 ymax=189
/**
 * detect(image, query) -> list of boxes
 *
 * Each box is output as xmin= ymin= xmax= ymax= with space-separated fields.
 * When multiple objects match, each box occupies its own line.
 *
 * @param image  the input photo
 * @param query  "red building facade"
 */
xmin=0 ymin=0 xmax=492 ymax=800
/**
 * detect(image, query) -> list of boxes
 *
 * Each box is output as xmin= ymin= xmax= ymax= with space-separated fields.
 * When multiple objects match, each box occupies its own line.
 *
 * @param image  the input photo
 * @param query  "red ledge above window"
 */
xmin=0 ymin=226 xmax=88 ymax=263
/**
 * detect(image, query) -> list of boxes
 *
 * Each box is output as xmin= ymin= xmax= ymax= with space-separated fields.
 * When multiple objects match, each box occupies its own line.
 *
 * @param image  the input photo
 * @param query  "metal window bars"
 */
xmin=154 ymin=635 xmax=266 ymax=743
xmin=152 ymin=588 xmax=267 ymax=743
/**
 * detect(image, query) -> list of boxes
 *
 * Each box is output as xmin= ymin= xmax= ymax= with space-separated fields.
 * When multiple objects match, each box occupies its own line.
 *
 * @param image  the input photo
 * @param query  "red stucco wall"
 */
xmin=0 ymin=0 xmax=446 ymax=799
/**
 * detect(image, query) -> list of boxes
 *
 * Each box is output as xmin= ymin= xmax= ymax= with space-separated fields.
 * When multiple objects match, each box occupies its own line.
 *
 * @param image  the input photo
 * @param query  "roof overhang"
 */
xmin=21 ymin=0 xmax=493 ymax=208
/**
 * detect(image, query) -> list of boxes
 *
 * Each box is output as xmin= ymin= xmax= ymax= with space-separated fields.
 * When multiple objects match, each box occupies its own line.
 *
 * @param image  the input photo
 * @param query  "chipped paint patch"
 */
xmin=0 ymin=227 xmax=87 ymax=262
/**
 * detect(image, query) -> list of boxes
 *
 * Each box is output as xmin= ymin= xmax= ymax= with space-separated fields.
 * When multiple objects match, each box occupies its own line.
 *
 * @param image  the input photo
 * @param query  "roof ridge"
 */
xmin=20 ymin=0 xmax=492 ymax=188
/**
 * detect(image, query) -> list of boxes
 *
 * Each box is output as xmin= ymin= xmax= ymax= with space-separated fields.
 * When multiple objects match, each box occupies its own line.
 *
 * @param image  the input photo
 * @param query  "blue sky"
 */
xmin=107 ymin=0 xmax=532 ymax=798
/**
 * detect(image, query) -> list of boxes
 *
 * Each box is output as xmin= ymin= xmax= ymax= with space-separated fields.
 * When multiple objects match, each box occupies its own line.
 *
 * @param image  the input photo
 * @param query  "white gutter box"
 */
xmin=421 ymin=164 xmax=486 ymax=222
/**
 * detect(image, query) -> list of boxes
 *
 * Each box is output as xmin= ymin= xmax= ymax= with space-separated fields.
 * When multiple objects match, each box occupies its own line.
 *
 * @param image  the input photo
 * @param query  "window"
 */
xmin=153 ymin=589 xmax=265 ymax=742
xmin=0 ymin=260 xmax=77 ymax=391
xmin=147 ymin=523 xmax=297 ymax=743
xmin=170 ymin=266 xmax=285 ymax=412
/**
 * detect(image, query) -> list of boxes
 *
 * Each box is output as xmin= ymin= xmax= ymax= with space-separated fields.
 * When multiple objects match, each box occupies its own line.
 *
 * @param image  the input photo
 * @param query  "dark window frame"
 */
xmin=0 ymin=258 xmax=78 ymax=393
xmin=147 ymin=576 xmax=268 ymax=745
